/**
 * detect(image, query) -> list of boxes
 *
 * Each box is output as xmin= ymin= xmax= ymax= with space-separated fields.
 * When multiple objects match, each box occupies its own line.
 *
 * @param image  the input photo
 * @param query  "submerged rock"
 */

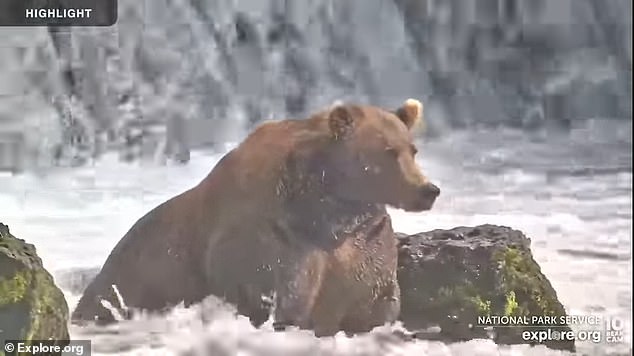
xmin=0 ymin=222 xmax=69 ymax=347
xmin=396 ymin=224 xmax=574 ymax=352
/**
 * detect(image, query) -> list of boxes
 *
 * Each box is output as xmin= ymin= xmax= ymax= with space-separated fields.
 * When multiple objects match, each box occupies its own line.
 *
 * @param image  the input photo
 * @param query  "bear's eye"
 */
xmin=410 ymin=144 xmax=418 ymax=156
xmin=385 ymin=147 xmax=398 ymax=157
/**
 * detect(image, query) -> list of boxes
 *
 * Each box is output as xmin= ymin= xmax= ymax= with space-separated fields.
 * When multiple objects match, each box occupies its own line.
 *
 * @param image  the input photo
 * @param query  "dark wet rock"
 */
xmin=396 ymin=224 xmax=575 ymax=352
xmin=0 ymin=222 xmax=69 ymax=346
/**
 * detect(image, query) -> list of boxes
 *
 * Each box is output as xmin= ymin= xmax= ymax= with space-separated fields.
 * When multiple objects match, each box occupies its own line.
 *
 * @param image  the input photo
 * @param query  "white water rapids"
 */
xmin=0 ymin=0 xmax=631 ymax=354
xmin=2 ymin=122 xmax=632 ymax=355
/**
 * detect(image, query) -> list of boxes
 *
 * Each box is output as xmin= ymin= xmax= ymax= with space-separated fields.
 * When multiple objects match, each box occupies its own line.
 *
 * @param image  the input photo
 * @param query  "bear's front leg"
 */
xmin=368 ymin=280 xmax=401 ymax=325
xmin=340 ymin=278 xmax=401 ymax=334
xmin=273 ymin=250 xmax=329 ymax=332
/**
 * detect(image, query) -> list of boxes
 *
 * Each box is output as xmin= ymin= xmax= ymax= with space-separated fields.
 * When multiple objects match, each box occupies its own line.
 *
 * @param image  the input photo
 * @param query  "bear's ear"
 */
xmin=395 ymin=98 xmax=423 ymax=130
xmin=328 ymin=105 xmax=355 ymax=140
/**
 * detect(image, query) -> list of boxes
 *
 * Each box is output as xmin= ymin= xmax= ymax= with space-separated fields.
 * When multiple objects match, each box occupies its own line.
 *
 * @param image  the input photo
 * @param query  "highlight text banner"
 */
xmin=0 ymin=0 xmax=117 ymax=26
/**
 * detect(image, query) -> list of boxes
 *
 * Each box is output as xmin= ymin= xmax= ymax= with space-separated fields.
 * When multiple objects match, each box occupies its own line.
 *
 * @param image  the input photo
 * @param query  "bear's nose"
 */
xmin=424 ymin=183 xmax=440 ymax=198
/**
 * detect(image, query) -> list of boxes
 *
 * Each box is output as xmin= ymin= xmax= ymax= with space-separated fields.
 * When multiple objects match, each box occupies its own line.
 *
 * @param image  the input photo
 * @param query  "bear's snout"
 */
xmin=404 ymin=182 xmax=440 ymax=212
xmin=422 ymin=182 xmax=440 ymax=198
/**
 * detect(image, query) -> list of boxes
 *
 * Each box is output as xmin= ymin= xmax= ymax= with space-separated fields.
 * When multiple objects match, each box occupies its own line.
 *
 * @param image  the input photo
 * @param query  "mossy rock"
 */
xmin=397 ymin=224 xmax=574 ymax=352
xmin=0 ymin=222 xmax=69 ymax=353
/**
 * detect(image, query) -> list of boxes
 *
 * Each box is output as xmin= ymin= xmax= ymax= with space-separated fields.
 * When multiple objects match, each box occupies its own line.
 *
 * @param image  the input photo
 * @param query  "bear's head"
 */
xmin=323 ymin=99 xmax=440 ymax=212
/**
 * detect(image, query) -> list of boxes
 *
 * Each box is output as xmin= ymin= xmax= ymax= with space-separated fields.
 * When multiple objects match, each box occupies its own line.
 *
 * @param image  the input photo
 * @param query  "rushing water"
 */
xmin=0 ymin=0 xmax=631 ymax=169
xmin=1 ymin=121 xmax=632 ymax=355
xmin=0 ymin=0 xmax=632 ymax=354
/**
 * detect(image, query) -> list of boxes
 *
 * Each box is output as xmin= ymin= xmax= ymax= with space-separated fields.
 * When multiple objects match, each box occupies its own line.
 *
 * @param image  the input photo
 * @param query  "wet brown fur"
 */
xmin=72 ymin=99 xmax=438 ymax=336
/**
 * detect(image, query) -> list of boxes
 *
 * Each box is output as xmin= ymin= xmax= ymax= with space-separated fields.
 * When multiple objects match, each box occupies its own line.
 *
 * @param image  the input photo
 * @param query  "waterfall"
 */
xmin=0 ymin=0 xmax=630 ymax=171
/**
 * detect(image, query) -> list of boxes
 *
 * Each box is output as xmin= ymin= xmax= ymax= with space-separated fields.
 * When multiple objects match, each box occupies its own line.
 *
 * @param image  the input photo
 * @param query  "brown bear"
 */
xmin=71 ymin=99 xmax=440 ymax=336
